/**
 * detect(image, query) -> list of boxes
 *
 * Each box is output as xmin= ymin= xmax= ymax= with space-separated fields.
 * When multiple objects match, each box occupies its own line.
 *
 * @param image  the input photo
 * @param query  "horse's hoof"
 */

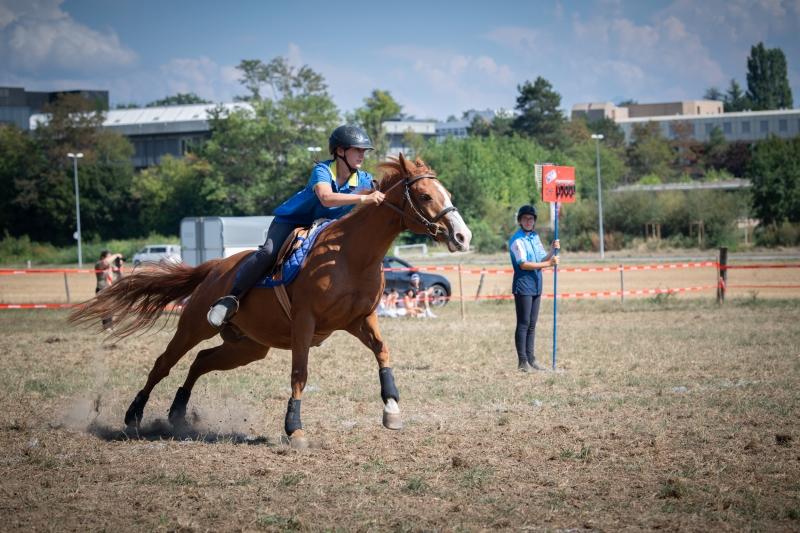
xmin=124 ymin=390 xmax=149 ymax=428
xmin=382 ymin=411 xmax=403 ymax=430
xmin=288 ymin=430 xmax=309 ymax=449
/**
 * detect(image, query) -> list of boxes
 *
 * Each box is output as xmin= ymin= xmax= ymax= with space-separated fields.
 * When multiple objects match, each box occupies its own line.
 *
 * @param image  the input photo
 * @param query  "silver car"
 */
xmin=132 ymin=244 xmax=182 ymax=266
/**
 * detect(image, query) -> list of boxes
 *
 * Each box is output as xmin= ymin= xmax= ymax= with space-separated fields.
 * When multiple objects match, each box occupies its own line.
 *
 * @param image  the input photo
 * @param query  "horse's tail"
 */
xmin=68 ymin=260 xmax=221 ymax=337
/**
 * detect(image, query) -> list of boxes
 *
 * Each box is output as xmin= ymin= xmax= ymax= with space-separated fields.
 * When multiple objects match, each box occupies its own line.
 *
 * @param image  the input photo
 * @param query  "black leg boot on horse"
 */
xmin=207 ymin=222 xmax=296 ymax=327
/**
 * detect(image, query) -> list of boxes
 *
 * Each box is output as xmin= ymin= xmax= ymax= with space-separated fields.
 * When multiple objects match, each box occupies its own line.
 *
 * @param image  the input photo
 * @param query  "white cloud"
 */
xmin=0 ymin=0 xmax=137 ymax=73
xmin=375 ymin=45 xmax=517 ymax=117
xmin=158 ymin=56 xmax=241 ymax=102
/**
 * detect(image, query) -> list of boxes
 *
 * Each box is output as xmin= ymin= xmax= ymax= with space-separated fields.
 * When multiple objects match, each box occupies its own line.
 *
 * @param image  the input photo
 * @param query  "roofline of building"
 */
xmin=616 ymin=108 xmax=800 ymax=124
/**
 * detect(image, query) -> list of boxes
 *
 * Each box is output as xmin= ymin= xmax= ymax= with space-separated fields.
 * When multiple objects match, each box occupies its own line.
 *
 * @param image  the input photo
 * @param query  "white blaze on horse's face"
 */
xmin=433 ymin=181 xmax=472 ymax=252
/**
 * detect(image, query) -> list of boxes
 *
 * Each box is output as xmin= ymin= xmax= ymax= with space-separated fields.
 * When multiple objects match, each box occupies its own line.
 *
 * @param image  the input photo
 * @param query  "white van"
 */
xmin=132 ymin=244 xmax=182 ymax=266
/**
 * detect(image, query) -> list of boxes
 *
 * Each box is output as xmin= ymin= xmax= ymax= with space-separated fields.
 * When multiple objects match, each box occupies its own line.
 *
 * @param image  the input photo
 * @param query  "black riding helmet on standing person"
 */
xmin=516 ymin=204 xmax=538 ymax=223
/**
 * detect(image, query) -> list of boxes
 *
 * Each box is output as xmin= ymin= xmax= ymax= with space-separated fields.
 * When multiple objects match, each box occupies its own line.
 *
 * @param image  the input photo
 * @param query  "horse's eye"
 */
xmin=420 ymin=194 xmax=433 ymax=202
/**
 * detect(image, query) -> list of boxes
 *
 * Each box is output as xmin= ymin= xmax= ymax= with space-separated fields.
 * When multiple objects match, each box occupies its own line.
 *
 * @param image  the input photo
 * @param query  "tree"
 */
xmin=422 ymin=135 xmax=553 ymax=251
xmin=203 ymin=56 xmax=340 ymax=215
xmin=626 ymin=122 xmax=674 ymax=183
xmin=748 ymin=136 xmax=800 ymax=224
xmin=0 ymin=125 xmax=46 ymax=237
xmin=746 ymin=42 xmax=793 ymax=110
xmin=586 ymin=117 xmax=626 ymax=149
xmin=12 ymin=94 xmax=136 ymax=244
xmin=348 ymin=89 xmax=402 ymax=160
xmin=670 ymin=121 xmax=703 ymax=178
xmin=146 ymin=93 xmax=211 ymax=107
xmin=402 ymin=130 xmax=426 ymax=158
xmin=511 ymin=77 xmax=567 ymax=149
xmin=703 ymin=87 xmax=724 ymax=102
xmin=617 ymin=99 xmax=638 ymax=107
xmin=724 ymin=79 xmax=751 ymax=112
xmin=133 ymin=155 xmax=227 ymax=234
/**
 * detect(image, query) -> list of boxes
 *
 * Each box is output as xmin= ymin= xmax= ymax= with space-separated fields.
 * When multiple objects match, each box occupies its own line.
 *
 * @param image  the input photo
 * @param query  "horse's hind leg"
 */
xmin=124 ymin=322 xmax=213 ymax=427
xmin=348 ymin=312 xmax=402 ymax=430
xmin=168 ymin=336 xmax=269 ymax=426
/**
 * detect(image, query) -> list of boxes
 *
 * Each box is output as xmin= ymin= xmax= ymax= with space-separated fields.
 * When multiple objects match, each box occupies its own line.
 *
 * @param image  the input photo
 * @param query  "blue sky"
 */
xmin=1 ymin=0 xmax=799 ymax=119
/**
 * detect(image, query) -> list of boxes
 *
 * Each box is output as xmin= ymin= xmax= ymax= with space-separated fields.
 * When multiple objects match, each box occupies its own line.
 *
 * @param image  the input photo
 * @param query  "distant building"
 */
xmin=571 ymin=102 xmax=629 ymax=122
xmin=618 ymin=108 xmax=800 ymax=144
xmin=0 ymin=86 xmax=109 ymax=130
xmin=571 ymin=99 xmax=799 ymax=144
xmin=30 ymin=102 xmax=250 ymax=169
xmin=571 ymin=99 xmax=722 ymax=123
xmin=382 ymin=120 xmax=437 ymax=156
xmin=435 ymin=109 xmax=511 ymax=141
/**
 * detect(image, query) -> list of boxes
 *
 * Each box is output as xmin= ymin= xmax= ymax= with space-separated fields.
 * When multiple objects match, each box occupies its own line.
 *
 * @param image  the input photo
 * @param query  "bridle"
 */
xmin=378 ymin=172 xmax=457 ymax=239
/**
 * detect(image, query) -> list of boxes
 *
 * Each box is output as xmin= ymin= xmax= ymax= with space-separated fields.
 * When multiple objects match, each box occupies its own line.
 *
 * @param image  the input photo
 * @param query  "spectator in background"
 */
xmin=508 ymin=205 xmax=559 ymax=372
xmin=409 ymin=273 xmax=436 ymax=318
xmin=400 ymin=288 xmax=421 ymax=317
xmin=111 ymin=254 xmax=125 ymax=283
xmin=95 ymin=250 xmax=122 ymax=331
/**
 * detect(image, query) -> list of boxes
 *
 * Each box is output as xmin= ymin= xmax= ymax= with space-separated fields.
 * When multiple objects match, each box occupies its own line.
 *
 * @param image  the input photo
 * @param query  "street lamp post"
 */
xmin=67 ymin=152 xmax=84 ymax=267
xmin=590 ymin=134 xmax=605 ymax=259
xmin=307 ymin=146 xmax=321 ymax=161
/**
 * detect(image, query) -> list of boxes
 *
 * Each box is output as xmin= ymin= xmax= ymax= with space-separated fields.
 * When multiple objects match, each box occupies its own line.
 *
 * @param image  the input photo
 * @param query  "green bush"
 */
xmin=0 ymin=233 xmax=179 ymax=266
xmin=754 ymin=222 xmax=800 ymax=246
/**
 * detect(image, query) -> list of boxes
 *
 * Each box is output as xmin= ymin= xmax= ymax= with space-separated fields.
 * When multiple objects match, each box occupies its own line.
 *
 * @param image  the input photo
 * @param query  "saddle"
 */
xmin=255 ymin=219 xmax=333 ymax=289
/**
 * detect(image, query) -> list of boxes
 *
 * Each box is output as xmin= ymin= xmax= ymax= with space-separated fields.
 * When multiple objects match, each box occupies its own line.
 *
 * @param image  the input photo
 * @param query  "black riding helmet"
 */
xmin=329 ymin=124 xmax=374 ymax=154
xmin=516 ymin=204 xmax=538 ymax=221
xmin=329 ymin=125 xmax=374 ymax=174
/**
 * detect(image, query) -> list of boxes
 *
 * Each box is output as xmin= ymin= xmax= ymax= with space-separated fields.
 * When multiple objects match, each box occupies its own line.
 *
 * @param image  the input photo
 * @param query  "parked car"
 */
xmin=132 ymin=244 xmax=182 ymax=266
xmin=382 ymin=256 xmax=451 ymax=307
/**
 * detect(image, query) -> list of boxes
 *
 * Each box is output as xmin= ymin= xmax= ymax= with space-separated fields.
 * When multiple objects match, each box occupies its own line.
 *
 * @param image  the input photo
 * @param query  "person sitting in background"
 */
xmin=400 ymin=288 xmax=421 ymax=317
xmin=409 ymin=273 xmax=436 ymax=318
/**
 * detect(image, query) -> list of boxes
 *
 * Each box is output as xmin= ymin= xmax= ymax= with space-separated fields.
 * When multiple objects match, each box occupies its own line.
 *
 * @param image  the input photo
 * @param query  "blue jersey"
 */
xmin=508 ymin=229 xmax=548 ymax=295
xmin=273 ymin=160 xmax=374 ymax=225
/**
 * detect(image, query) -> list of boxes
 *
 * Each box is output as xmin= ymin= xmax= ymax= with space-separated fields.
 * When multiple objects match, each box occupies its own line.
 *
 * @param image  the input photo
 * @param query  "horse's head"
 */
xmin=379 ymin=153 xmax=472 ymax=252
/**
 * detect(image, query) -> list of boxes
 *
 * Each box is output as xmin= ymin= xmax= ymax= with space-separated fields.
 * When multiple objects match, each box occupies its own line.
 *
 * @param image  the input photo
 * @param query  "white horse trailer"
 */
xmin=180 ymin=216 xmax=273 ymax=267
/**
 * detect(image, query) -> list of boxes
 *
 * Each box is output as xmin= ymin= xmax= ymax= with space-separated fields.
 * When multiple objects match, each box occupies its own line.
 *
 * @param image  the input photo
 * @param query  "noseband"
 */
xmin=380 ymin=173 xmax=457 ymax=238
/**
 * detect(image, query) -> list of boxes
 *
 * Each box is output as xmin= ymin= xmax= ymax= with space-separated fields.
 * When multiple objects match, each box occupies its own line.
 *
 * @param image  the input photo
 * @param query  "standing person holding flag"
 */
xmin=508 ymin=205 xmax=560 ymax=372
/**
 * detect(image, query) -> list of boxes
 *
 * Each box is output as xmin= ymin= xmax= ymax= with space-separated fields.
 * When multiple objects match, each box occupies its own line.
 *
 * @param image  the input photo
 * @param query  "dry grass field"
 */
xmin=1 ymin=294 xmax=799 ymax=531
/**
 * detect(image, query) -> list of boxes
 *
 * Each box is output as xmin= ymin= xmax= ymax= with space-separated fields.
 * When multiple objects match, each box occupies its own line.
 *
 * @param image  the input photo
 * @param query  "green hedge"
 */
xmin=0 ymin=233 xmax=179 ymax=266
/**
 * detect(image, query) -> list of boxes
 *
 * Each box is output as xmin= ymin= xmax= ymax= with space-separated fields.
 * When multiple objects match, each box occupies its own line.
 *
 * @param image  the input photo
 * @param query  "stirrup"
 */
xmin=207 ymin=295 xmax=240 ymax=327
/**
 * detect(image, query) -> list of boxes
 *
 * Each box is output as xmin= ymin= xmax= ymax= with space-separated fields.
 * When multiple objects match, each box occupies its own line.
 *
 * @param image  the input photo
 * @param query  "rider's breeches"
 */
xmin=229 ymin=221 xmax=297 ymax=299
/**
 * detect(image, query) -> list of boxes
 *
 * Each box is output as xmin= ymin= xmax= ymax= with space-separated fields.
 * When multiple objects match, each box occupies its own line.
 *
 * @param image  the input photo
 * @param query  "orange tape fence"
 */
xmin=1 ymin=260 xmax=798 ymax=310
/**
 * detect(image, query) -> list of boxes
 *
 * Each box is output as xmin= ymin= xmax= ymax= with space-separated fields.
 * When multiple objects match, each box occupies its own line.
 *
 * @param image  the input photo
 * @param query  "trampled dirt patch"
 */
xmin=1 ymin=298 xmax=799 ymax=531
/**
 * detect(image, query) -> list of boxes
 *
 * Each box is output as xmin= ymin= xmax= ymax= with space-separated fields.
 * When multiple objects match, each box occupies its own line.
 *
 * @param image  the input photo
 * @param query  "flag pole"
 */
xmin=552 ymin=201 xmax=560 ymax=371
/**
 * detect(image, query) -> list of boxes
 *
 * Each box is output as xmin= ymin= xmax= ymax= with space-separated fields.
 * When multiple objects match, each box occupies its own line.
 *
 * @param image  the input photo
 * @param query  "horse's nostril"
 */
xmin=455 ymin=232 xmax=465 ymax=244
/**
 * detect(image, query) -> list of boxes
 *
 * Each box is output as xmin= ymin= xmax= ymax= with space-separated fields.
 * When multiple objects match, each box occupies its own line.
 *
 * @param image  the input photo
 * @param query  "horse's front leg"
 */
xmin=349 ymin=312 xmax=402 ymax=430
xmin=285 ymin=312 xmax=315 ymax=448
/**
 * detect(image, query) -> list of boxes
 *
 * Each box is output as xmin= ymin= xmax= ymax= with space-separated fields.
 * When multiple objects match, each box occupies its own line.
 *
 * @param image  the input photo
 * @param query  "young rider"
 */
xmin=508 ymin=205 xmax=560 ymax=372
xmin=207 ymin=125 xmax=385 ymax=327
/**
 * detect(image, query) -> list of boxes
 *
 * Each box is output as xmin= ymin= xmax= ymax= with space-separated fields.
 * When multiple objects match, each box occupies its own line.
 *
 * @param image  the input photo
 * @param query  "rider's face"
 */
xmin=339 ymin=147 xmax=367 ymax=168
xmin=519 ymin=214 xmax=536 ymax=231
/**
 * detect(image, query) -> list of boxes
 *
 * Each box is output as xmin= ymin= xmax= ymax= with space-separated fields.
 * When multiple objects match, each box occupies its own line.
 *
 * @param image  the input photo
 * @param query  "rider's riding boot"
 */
xmin=207 ymin=295 xmax=240 ymax=327
xmin=518 ymin=360 xmax=533 ymax=373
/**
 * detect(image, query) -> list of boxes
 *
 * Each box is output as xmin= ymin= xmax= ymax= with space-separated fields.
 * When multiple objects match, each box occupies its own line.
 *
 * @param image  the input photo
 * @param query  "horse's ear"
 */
xmin=398 ymin=152 xmax=415 ymax=174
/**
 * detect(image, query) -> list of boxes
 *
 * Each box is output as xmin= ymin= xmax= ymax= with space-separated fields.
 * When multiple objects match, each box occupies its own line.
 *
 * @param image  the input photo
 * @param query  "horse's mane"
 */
xmin=377 ymin=156 xmax=436 ymax=192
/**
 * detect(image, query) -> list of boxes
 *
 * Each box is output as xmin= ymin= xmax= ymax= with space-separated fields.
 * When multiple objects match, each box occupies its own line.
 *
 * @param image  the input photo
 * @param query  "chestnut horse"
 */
xmin=69 ymin=154 xmax=472 ymax=447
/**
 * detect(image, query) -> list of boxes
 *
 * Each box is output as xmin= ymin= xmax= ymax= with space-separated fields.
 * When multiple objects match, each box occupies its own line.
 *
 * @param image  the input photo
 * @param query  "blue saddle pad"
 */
xmin=254 ymin=219 xmax=333 ymax=288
